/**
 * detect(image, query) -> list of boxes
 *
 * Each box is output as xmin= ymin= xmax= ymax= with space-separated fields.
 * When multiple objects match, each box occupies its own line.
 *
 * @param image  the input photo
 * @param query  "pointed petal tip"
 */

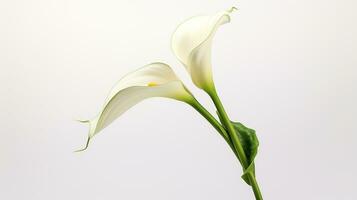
xmin=74 ymin=136 xmax=91 ymax=153
xmin=76 ymin=119 xmax=90 ymax=123
xmin=228 ymin=7 xmax=238 ymax=13
xmin=75 ymin=120 xmax=92 ymax=152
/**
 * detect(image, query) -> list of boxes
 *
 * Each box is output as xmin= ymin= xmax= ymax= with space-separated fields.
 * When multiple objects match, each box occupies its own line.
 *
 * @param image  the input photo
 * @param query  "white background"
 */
xmin=1 ymin=0 xmax=356 ymax=199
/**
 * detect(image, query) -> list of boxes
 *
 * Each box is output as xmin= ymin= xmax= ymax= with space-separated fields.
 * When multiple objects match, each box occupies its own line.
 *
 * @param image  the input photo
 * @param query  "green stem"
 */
xmin=190 ymin=98 xmax=239 ymax=160
xmin=190 ymin=97 xmax=263 ymax=199
xmin=248 ymin=173 xmax=263 ymax=200
xmin=208 ymin=89 xmax=249 ymax=167
xmin=208 ymin=89 xmax=263 ymax=200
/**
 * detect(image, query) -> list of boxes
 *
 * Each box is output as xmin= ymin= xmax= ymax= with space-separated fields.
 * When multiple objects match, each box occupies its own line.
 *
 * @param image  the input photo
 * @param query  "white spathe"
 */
xmin=78 ymin=62 xmax=193 ymax=151
xmin=171 ymin=7 xmax=236 ymax=92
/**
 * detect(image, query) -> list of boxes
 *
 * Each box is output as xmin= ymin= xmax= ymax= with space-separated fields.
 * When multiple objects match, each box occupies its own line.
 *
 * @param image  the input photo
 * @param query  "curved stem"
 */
xmin=208 ymin=89 xmax=249 ymax=168
xmin=208 ymin=89 xmax=263 ymax=200
xmin=248 ymin=173 xmax=263 ymax=200
xmin=190 ymin=98 xmax=239 ymax=160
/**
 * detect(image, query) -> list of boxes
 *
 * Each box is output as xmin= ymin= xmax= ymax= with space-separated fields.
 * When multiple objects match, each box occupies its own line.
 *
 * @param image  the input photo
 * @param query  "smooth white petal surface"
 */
xmin=171 ymin=7 xmax=236 ymax=91
xmin=78 ymin=62 xmax=193 ymax=151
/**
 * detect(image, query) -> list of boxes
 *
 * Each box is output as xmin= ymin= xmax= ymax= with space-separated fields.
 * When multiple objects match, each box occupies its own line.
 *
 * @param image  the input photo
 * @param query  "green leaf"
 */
xmin=215 ymin=111 xmax=260 ymax=186
xmin=231 ymin=121 xmax=259 ymax=186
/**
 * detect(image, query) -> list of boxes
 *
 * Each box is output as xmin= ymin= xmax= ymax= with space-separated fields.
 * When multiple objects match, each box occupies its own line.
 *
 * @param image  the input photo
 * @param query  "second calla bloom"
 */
xmin=171 ymin=7 xmax=236 ymax=92
xmin=78 ymin=62 xmax=194 ymax=150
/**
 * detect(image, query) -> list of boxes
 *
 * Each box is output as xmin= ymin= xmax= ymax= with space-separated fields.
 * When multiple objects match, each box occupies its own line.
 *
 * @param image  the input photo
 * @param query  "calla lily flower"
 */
xmin=77 ymin=62 xmax=194 ymax=151
xmin=77 ymin=8 xmax=264 ymax=199
xmin=171 ymin=7 xmax=237 ymax=92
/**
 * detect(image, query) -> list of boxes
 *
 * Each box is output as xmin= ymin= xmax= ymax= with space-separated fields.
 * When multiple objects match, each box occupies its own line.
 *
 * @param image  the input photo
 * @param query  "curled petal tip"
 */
xmin=76 ymin=119 xmax=90 ymax=123
xmin=228 ymin=7 xmax=238 ymax=13
xmin=74 ymin=137 xmax=90 ymax=153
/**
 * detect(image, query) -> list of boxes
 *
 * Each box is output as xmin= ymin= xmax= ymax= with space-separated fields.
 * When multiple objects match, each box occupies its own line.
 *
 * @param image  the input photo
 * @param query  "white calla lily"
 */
xmin=78 ymin=62 xmax=194 ymax=151
xmin=77 ymin=8 xmax=264 ymax=199
xmin=171 ymin=7 xmax=237 ymax=92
